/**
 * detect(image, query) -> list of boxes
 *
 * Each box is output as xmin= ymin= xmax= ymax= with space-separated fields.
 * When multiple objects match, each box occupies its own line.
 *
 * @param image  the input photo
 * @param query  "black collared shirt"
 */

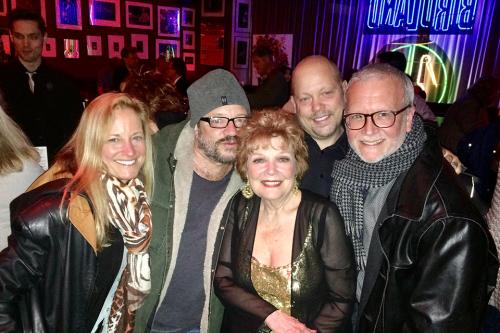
xmin=300 ymin=132 xmax=349 ymax=198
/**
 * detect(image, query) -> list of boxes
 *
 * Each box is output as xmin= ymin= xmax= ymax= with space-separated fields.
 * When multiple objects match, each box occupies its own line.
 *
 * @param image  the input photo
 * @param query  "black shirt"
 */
xmin=300 ymin=132 xmax=349 ymax=198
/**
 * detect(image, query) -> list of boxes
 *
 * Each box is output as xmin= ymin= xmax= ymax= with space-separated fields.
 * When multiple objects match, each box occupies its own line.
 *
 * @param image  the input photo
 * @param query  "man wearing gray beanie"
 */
xmin=135 ymin=69 xmax=250 ymax=333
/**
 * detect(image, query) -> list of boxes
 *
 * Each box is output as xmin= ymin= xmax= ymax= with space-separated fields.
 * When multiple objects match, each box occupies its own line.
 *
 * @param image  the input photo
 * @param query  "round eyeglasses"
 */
xmin=199 ymin=116 xmax=249 ymax=128
xmin=343 ymin=104 xmax=411 ymax=130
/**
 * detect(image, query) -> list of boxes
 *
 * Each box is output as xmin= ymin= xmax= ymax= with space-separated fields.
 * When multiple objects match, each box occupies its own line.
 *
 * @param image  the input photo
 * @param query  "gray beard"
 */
xmin=195 ymin=134 xmax=236 ymax=164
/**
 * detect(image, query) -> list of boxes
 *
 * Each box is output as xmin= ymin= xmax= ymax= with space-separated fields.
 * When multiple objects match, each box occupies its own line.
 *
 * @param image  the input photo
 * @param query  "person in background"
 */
xmin=0 ymin=99 xmax=42 ymax=250
xmin=123 ymin=72 xmax=187 ymax=132
xmin=0 ymin=93 xmax=154 ymax=332
xmin=165 ymin=57 xmax=189 ymax=97
xmin=0 ymin=9 xmax=83 ymax=163
xmin=134 ymin=69 xmax=250 ymax=333
xmin=331 ymin=63 xmax=497 ymax=332
xmin=214 ymin=110 xmax=355 ymax=333
xmin=375 ymin=50 xmax=436 ymax=123
xmin=113 ymin=47 xmax=140 ymax=92
xmin=247 ymin=45 xmax=289 ymax=110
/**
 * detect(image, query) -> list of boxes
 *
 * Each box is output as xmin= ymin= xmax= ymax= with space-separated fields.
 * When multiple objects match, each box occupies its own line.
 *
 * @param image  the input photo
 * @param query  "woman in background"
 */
xmin=0 ymin=100 xmax=42 ymax=250
xmin=0 ymin=93 xmax=153 ymax=333
xmin=214 ymin=111 xmax=355 ymax=333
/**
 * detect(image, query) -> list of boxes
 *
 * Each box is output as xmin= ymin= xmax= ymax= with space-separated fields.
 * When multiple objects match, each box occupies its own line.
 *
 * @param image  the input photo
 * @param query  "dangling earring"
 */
xmin=293 ymin=179 xmax=300 ymax=194
xmin=241 ymin=180 xmax=254 ymax=199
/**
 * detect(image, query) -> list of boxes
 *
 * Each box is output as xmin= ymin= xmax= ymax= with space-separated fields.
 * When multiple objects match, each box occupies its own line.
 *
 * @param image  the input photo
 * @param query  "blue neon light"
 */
xmin=365 ymin=0 xmax=477 ymax=34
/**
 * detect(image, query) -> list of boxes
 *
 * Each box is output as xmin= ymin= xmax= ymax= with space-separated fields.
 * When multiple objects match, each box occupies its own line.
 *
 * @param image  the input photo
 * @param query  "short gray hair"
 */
xmin=346 ymin=63 xmax=414 ymax=107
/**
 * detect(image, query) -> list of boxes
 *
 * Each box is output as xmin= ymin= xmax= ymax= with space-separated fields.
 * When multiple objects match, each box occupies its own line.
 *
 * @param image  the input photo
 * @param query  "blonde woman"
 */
xmin=0 ymin=102 xmax=42 ymax=250
xmin=0 ymin=93 xmax=154 ymax=333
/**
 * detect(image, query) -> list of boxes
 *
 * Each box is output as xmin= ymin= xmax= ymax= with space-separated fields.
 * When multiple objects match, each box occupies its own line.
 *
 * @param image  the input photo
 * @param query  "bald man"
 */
xmin=290 ymin=56 xmax=348 ymax=197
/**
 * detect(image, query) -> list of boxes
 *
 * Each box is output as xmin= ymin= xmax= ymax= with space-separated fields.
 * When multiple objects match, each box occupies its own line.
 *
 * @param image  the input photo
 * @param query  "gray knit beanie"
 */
xmin=187 ymin=69 xmax=250 ymax=127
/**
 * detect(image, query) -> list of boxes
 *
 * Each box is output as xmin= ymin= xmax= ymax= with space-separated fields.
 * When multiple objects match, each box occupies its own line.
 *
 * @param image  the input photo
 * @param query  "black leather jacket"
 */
xmin=0 ymin=179 xmax=123 ymax=333
xmin=358 ymin=135 xmax=499 ymax=332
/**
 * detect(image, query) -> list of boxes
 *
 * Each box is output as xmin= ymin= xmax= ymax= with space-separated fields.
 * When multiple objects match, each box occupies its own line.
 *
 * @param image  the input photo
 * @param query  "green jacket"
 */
xmin=134 ymin=121 xmax=243 ymax=333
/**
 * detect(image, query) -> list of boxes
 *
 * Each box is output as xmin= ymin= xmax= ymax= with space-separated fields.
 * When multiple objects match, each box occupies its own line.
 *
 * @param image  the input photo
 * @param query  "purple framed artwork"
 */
xmin=183 ymin=52 xmax=195 ymax=71
xmin=183 ymin=30 xmax=195 ymax=50
xmin=131 ymin=34 xmax=148 ymax=59
xmin=156 ymin=39 xmax=180 ymax=60
xmin=86 ymin=35 xmax=102 ymax=56
xmin=126 ymin=1 xmax=153 ymax=30
xmin=181 ymin=7 xmax=195 ymax=28
xmin=158 ymin=6 xmax=180 ymax=38
xmin=233 ymin=35 xmax=249 ymax=69
xmin=108 ymin=35 xmax=124 ymax=58
xmin=234 ymin=0 xmax=250 ymax=33
xmin=89 ymin=0 xmax=120 ymax=27
xmin=55 ymin=0 xmax=82 ymax=30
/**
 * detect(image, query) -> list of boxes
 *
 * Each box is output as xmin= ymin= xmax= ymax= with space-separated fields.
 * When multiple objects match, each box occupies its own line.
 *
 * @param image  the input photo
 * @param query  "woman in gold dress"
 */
xmin=214 ymin=111 xmax=355 ymax=333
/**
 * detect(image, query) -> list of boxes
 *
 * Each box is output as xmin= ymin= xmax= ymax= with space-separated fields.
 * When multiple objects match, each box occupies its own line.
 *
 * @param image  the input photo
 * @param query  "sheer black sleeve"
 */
xmin=313 ymin=201 xmax=356 ymax=332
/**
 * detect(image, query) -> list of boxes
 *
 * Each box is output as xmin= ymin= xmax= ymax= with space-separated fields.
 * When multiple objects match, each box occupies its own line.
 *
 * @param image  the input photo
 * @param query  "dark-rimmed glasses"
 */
xmin=199 ymin=116 xmax=249 ymax=128
xmin=343 ymin=104 xmax=411 ymax=130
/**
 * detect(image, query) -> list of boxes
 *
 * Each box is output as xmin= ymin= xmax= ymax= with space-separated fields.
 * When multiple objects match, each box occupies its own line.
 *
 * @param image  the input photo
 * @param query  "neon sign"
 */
xmin=365 ymin=0 xmax=478 ymax=34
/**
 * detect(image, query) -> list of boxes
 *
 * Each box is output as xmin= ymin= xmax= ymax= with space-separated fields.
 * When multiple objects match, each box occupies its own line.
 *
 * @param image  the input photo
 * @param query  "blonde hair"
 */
xmin=60 ymin=93 xmax=154 ymax=250
xmin=0 ymin=104 xmax=39 ymax=175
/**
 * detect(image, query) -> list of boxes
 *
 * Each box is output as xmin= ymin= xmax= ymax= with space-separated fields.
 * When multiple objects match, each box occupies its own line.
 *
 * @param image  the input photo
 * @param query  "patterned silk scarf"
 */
xmin=102 ymin=174 xmax=152 ymax=333
xmin=331 ymin=116 xmax=427 ymax=270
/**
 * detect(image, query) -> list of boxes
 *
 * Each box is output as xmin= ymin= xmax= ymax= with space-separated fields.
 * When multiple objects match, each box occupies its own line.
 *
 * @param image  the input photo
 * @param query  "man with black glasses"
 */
xmin=134 ymin=69 xmax=250 ymax=333
xmin=331 ymin=63 xmax=498 ymax=332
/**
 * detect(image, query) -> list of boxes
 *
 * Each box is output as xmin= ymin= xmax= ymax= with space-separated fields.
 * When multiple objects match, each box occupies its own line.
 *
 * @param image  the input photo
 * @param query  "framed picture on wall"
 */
xmin=233 ymin=35 xmax=249 ymax=68
xmin=181 ymin=7 xmax=195 ymax=27
xmin=183 ymin=52 xmax=195 ymax=72
xmin=0 ymin=0 xmax=7 ymax=16
xmin=202 ymin=0 xmax=225 ymax=17
xmin=1 ymin=35 xmax=10 ymax=55
xmin=89 ymin=0 xmax=121 ymax=27
xmin=156 ymin=39 xmax=179 ymax=59
xmin=86 ymin=35 xmax=102 ymax=56
xmin=42 ymin=37 xmax=56 ymax=57
xmin=234 ymin=0 xmax=250 ymax=33
xmin=63 ymin=39 xmax=79 ymax=58
xmin=126 ymin=1 xmax=153 ymax=29
xmin=183 ymin=30 xmax=195 ymax=50
xmin=55 ymin=0 xmax=82 ymax=30
xmin=131 ymin=34 xmax=148 ymax=59
xmin=40 ymin=0 xmax=47 ymax=22
xmin=108 ymin=35 xmax=124 ymax=58
xmin=158 ymin=6 xmax=180 ymax=37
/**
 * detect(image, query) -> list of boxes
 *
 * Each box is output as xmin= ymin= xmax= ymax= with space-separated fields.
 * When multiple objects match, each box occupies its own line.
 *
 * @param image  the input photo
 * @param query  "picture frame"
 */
xmin=10 ymin=0 xmax=15 ymax=10
xmin=156 ymin=39 xmax=180 ymax=60
xmin=131 ymin=34 xmax=148 ymax=59
xmin=181 ymin=7 xmax=195 ymax=28
xmin=55 ymin=0 xmax=82 ymax=30
xmin=202 ymin=0 xmax=225 ymax=17
xmin=158 ymin=6 xmax=180 ymax=38
xmin=1 ymin=35 xmax=10 ymax=55
xmin=126 ymin=1 xmax=153 ymax=30
xmin=183 ymin=52 xmax=195 ymax=72
xmin=89 ymin=0 xmax=121 ymax=27
xmin=63 ymin=38 xmax=80 ymax=58
xmin=42 ymin=37 xmax=57 ymax=57
xmin=183 ymin=30 xmax=195 ymax=50
xmin=233 ymin=35 xmax=249 ymax=68
xmin=0 ymin=0 xmax=7 ymax=16
xmin=86 ymin=35 xmax=102 ymax=56
xmin=234 ymin=0 xmax=251 ymax=33
xmin=108 ymin=35 xmax=124 ymax=58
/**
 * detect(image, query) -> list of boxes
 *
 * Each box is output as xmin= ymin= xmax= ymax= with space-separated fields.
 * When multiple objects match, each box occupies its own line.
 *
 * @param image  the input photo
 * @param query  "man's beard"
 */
xmin=196 ymin=134 xmax=237 ymax=164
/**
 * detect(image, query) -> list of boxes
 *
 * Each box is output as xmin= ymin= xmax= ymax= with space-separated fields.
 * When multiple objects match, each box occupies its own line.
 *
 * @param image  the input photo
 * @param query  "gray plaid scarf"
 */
xmin=331 ymin=116 xmax=426 ymax=270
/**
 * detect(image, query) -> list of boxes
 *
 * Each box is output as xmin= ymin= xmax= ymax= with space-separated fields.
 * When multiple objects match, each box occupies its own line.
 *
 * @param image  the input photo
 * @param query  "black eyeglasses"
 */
xmin=343 ymin=104 xmax=411 ymax=130
xmin=199 ymin=116 xmax=249 ymax=128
